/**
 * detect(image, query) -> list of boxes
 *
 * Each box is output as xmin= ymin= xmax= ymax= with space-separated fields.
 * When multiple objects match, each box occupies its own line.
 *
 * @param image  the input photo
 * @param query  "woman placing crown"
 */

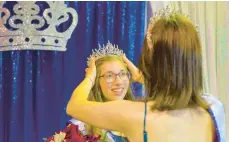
xmin=66 ymin=7 xmax=225 ymax=142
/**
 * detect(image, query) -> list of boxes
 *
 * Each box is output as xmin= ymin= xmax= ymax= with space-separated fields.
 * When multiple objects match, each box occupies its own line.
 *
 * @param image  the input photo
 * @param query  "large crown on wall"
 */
xmin=0 ymin=1 xmax=78 ymax=51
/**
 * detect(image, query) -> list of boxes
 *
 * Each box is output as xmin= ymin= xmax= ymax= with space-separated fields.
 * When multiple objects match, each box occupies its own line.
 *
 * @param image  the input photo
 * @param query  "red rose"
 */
xmin=44 ymin=123 xmax=101 ymax=142
xmin=84 ymin=134 xmax=101 ymax=142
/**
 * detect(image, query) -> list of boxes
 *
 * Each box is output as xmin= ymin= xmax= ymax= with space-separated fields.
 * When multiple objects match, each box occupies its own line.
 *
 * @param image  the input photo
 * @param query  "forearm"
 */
xmin=69 ymin=77 xmax=93 ymax=102
xmin=66 ymin=77 xmax=93 ymax=117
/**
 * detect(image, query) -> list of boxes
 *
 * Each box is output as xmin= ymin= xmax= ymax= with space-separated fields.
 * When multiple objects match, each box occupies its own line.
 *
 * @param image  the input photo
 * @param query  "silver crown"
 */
xmin=148 ymin=5 xmax=199 ymax=33
xmin=87 ymin=41 xmax=124 ymax=65
xmin=0 ymin=1 xmax=78 ymax=51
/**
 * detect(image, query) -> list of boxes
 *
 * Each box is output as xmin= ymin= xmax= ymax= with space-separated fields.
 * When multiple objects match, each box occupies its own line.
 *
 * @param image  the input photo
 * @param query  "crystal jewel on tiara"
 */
xmin=148 ymin=5 xmax=199 ymax=33
xmin=87 ymin=41 xmax=124 ymax=65
xmin=0 ymin=1 xmax=78 ymax=51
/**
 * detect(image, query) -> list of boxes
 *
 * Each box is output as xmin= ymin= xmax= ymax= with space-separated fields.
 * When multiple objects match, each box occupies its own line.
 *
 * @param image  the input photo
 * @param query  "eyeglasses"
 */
xmin=99 ymin=71 xmax=130 ymax=83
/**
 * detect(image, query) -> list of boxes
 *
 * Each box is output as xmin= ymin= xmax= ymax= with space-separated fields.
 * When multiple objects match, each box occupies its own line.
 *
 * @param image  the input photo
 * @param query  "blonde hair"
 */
xmin=86 ymin=55 xmax=134 ymax=140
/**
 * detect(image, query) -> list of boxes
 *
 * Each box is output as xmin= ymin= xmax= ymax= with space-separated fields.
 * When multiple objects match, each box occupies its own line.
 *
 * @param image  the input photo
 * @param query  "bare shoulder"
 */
xmin=109 ymin=100 xmax=146 ymax=110
xmin=108 ymin=100 xmax=146 ymax=117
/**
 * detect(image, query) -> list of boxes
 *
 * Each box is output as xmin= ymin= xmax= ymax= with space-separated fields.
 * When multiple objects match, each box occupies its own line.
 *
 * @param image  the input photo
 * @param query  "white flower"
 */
xmin=50 ymin=132 xmax=66 ymax=142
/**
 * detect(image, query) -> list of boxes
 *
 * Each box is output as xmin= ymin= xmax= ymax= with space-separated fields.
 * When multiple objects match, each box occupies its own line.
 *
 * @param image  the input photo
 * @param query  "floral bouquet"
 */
xmin=43 ymin=122 xmax=101 ymax=142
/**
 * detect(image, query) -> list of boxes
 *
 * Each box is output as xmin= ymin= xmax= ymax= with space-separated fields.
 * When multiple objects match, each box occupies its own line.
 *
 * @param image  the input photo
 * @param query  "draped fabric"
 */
xmin=0 ymin=1 xmax=146 ymax=142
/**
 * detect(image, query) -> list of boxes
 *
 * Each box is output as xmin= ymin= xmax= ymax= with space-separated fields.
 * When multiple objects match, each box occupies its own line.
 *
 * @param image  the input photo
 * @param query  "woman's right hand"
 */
xmin=85 ymin=58 xmax=96 ymax=86
xmin=122 ymin=54 xmax=144 ymax=84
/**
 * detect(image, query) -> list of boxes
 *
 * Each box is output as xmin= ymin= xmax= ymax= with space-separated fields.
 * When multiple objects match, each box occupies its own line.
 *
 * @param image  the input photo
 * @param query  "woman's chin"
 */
xmin=107 ymin=95 xmax=125 ymax=101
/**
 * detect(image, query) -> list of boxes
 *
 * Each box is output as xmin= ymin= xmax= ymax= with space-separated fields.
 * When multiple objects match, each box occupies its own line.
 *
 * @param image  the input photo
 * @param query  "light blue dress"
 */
xmin=202 ymin=94 xmax=226 ymax=142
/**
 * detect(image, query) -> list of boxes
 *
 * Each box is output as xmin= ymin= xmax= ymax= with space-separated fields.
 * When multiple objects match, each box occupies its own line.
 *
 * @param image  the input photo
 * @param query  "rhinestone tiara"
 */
xmin=148 ymin=5 xmax=199 ymax=34
xmin=87 ymin=41 xmax=124 ymax=65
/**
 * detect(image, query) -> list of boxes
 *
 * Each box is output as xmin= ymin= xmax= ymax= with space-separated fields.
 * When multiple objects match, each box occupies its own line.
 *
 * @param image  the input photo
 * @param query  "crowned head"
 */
xmin=87 ymin=41 xmax=134 ymax=102
xmin=139 ymin=5 xmax=206 ymax=110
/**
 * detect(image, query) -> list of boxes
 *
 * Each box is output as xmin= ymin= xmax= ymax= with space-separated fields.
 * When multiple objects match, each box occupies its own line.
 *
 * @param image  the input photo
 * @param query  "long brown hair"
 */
xmin=139 ymin=14 xmax=209 ymax=111
xmin=86 ymin=55 xmax=134 ymax=139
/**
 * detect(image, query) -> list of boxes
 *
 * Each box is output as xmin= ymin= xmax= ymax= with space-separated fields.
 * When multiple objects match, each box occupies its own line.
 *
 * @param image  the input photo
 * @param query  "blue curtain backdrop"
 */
xmin=0 ymin=1 xmax=146 ymax=142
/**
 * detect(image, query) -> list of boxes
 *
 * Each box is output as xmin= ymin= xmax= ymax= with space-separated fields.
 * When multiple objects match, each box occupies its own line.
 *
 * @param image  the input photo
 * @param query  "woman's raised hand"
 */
xmin=122 ymin=54 xmax=144 ymax=84
xmin=85 ymin=58 xmax=96 ymax=85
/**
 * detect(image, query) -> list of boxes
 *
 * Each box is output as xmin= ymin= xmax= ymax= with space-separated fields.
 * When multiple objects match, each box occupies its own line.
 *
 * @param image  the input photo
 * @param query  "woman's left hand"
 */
xmin=85 ymin=58 xmax=96 ymax=85
xmin=122 ymin=54 xmax=144 ymax=83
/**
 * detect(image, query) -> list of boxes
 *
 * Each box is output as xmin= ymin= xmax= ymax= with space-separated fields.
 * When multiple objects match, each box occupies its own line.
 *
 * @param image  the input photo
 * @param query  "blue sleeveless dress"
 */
xmin=103 ymin=131 xmax=128 ymax=142
xmin=202 ymin=94 xmax=226 ymax=142
xmin=143 ymin=94 xmax=226 ymax=142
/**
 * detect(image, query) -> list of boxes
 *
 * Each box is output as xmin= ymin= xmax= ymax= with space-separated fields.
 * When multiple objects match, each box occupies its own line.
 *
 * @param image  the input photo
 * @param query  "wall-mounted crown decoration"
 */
xmin=0 ymin=1 xmax=78 ymax=51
